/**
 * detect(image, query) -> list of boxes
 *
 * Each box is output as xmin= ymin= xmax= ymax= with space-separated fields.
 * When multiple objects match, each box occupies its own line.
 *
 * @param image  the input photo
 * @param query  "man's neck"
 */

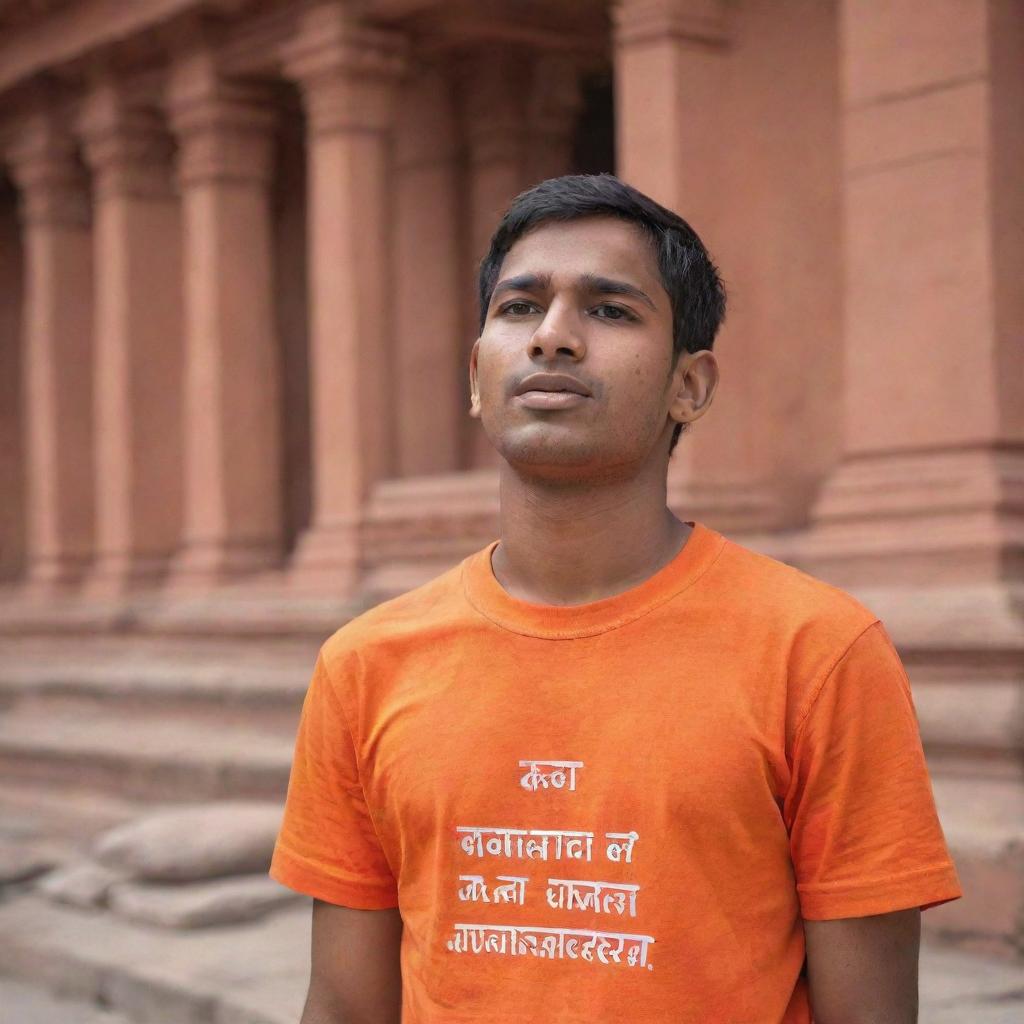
xmin=491 ymin=460 xmax=690 ymax=607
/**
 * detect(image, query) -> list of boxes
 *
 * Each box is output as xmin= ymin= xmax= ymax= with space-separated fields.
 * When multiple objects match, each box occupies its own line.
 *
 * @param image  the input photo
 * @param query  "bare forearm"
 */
xmin=298 ymin=990 xmax=346 ymax=1024
xmin=303 ymin=901 xmax=404 ymax=1024
xmin=805 ymin=909 xmax=920 ymax=1024
xmin=299 ymin=988 xmax=401 ymax=1024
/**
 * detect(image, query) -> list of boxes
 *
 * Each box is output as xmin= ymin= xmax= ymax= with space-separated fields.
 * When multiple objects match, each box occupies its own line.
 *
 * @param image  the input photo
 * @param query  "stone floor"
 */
xmin=918 ymin=944 xmax=1024 ymax=1023
xmin=1 ymin=890 xmax=1023 ymax=1024
xmin=0 ymin=979 xmax=132 ymax=1024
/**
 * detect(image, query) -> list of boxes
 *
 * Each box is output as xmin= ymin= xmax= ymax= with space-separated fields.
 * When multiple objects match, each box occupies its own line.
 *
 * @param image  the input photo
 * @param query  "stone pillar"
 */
xmin=77 ymin=82 xmax=182 ymax=590
xmin=459 ymin=48 xmax=580 ymax=468
xmin=460 ymin=48 xmax=533 ymax=274
xmin=5 ymin=111 xmax=94 ymax=588
xmin=166 ymin=52 xmax=282 ymax=584
xmin=613 ymin=0 xmax=843 ymax=537
xmin=806 ymin=0 xmax=1024 ymax=589
xmin=610 ymin=0 xmax=741 ymax=507
xmin=803 ymin=0 xmax=1024 ymax=957
xmin=613 ymin=0 xmax=729 ymax=212
xmin=391 ymin=63 xmax=463 ymax=477
xmin=0 ymin=178 xmax=24 ymax=581
xmin=613 ymin=0 xmax=750 ymax=519
xmin=283 ymin=3 xmax=405 ymax=593
xmin=525 ymin=54 xmax=585 ymax=185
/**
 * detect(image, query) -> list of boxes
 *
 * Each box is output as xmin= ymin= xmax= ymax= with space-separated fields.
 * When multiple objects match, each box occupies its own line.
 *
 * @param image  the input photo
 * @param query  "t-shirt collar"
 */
xmin=461 ymin=521 xmax=724 ymax=639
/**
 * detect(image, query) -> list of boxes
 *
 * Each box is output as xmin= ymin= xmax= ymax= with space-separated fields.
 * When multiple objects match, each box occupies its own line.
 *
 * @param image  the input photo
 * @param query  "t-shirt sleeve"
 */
xmin=785 ymin=620 xmax=963 ymax=920
xmin=269 ymin=650 xmax=399 ymax=909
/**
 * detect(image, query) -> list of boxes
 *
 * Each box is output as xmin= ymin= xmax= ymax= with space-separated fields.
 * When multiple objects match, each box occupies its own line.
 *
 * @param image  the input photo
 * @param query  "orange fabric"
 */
xmin=270 ymin=523 xmax=962 ymax=1023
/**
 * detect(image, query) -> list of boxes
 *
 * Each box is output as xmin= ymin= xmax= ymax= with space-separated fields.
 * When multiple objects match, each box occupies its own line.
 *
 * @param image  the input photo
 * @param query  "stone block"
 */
xmin=36 ymin=859 xmax=126 ymax=908
xmin=93 ymin=802 xmax=282 ymax=882
xmin=843 ymin=0 xmax=987 ymax=107
xmin=107 ymin=874 xmax=300 ymax=929
xmin=926 ymin=838 xmax=1024 ymax=955
xmin=845 ymin=78 xmax=986 ymax=176
xmin=0 ymin=978 xmax=133 ymax=1024
xmin=845 ymin=149 xmax=991 ymax=451
xmin=0 ymin=840 xmax=56 ymax=885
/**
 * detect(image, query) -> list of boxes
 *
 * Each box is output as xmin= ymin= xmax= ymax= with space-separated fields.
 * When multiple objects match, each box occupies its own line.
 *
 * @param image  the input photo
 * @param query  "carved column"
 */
xmin=525 ymin=54 xmax=583 ymax=185
xmin=0 ymin=176 xmax=24 ymax=581
xmin=5 ymin=110 xmax=95 ymax=588
xmin=391 ymin=63 xmax=462 ymax=477
xmin=166 ymin=51 xmax=282 ymax=585
xmin=459 ymin=48 xmax=581 ymax=468
xmin=614 ymin=0 xmax=843 ymax=536
xmin=283 ymin=3 xmax=406 ymax=593
xmin=806 ymin=0 xmax=1024 ymax=589
xmin=613 ymin=0 xmax=729 ymax=211
xmin=613 ymin=0 xmax=744 ymax=518
xmin=77 ymin=81 xmax=182 ymax=590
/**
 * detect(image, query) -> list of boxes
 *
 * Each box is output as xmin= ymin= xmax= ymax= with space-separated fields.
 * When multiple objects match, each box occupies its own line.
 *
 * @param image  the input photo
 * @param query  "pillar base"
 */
xmin=22 ymin=554 xmax=91 ymax=593
xmin=667 ymin=475 xmax=791 ymax=536
xmin=801 ymin=445 xmax=1024 ymax=589
xmin=167 ymin=538 xmax=282 ymax=590
xmin=82 ymin=551 xmax=171 ymax=596
xmin=358 ymin=470 xmax=499 ymax=600
xmin=287 ymin=520 xmax=361 ymax=596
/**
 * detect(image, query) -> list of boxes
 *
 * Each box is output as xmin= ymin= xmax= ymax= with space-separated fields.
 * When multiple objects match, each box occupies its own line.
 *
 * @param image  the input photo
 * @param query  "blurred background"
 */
xmin=0 ymin=0 xmax=1021 ymax=1021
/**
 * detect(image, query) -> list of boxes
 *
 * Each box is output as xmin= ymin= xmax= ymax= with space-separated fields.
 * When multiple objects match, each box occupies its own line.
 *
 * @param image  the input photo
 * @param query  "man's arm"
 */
xmin=804 ymin=907 xmax=920 ymax=1024
xmin=300 ymin=899 xmax=404 ymax=1024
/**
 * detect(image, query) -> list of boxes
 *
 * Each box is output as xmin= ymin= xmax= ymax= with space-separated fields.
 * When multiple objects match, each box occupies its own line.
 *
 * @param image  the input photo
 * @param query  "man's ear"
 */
xmin=469 ymin=338 xmax=482 ymax=419
xmin=668 ymin=349 xmax=719 ymax=427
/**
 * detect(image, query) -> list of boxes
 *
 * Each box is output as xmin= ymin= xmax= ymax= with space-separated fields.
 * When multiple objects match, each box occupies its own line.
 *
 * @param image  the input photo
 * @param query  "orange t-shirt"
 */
xmin=270 ymin=522 xmax=962 ymax=1023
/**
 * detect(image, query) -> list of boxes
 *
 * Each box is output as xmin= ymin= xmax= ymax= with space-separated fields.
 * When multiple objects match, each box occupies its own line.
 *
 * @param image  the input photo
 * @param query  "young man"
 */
xmin=270 ymin=174 xmax=962 ymax=1023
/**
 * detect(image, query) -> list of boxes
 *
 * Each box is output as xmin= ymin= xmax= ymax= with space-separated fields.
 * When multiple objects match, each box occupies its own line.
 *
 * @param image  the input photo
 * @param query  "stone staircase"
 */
xmin=0 ymin=633 xmax=318 ymax=807
xmin=0 ymin=623 xmax=325 ymax=1023
xmin=926 ymin=772 xmax=1024 ymax=959
xmin=0 ymin=630 xmax=306 ymax=794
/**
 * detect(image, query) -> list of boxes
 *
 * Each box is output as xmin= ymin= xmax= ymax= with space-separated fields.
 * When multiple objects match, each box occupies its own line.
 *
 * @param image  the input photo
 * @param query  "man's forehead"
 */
xmin=500 ymin=216 xmax=661 ymax=284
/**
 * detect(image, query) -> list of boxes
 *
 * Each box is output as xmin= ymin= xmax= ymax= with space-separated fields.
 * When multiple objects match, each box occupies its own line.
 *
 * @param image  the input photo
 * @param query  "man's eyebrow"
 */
xmin=579 ymin=273 xmax=658 ymax=311
xmin=490 ymin=271 xmax=658 ymax=312
xmin=492 ymin=272 xmax=551 ymax=298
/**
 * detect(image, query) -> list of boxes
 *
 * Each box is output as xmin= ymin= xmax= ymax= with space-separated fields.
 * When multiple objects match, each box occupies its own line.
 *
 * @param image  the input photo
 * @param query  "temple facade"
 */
xmin=0 ymin=0 xmax=1021 ymax=961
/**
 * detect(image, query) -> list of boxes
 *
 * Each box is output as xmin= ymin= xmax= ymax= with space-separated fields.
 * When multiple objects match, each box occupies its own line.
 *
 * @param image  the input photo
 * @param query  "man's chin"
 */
xmin=494 ymin=435 xmax=606 ymax=476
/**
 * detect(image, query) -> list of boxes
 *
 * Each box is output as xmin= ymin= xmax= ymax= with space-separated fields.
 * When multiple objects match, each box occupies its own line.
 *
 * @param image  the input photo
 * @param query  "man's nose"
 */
xmin=528 ymin=304 xmax=586 ymax=361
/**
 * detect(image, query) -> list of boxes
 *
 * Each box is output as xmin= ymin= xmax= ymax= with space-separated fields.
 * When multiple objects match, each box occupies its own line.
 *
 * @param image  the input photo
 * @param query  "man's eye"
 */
xmin=592 ymin=304 xmax=635 ymax=321
xmin=500 ymin=301 xmax=538 ymax=316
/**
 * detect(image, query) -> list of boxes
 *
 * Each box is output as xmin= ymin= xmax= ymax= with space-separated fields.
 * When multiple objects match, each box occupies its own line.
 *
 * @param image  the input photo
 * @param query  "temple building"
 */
xmin=0 ymin=0 xmax=1021 ymax=994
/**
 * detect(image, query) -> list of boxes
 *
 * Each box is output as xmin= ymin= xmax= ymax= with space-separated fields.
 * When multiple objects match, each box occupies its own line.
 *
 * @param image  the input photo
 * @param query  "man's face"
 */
xmin=470 ymin=217 xmax=689 ymax=479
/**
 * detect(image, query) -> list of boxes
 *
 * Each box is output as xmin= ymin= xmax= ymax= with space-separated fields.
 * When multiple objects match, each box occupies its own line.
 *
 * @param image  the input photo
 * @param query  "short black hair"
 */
xmin=478 ymin=173 xmax=726 ymax=455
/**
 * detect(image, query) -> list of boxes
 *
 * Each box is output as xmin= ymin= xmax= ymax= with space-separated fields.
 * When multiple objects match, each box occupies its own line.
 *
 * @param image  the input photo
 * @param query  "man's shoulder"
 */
xmin=712 ymin=531 xmax=879 ymax=641
xmin=319 ymin=554 xmax=473 ymax=669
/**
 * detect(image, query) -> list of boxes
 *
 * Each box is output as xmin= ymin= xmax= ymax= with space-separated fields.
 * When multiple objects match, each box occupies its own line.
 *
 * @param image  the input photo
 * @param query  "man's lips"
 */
xmin=513 ymin=372 xmax=592 ymax=397
xmin=514 ymin=390 xmax=590 ymax=410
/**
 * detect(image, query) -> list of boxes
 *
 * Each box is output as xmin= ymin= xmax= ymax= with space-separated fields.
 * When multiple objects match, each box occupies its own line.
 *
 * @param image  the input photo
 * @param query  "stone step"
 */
xmin=0 ymin=893 xmax=309 ymax=1024
xmin=0 ymin=707 xmax=294 ymax=803
xmin=0 ymin=586 xmax=362 ymax=640
xmin=0 ymin=780 xmax=140 ymax=868
xmin=927 ymin=774 xmax=1024 ymax=958
xmin=0 ymin=977 xmax=133 ymax=1024
xmin=0 ymin=891 xmax=1021 ymax=1024
xmin=0 ymin=634 xmax=316 ymax=729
